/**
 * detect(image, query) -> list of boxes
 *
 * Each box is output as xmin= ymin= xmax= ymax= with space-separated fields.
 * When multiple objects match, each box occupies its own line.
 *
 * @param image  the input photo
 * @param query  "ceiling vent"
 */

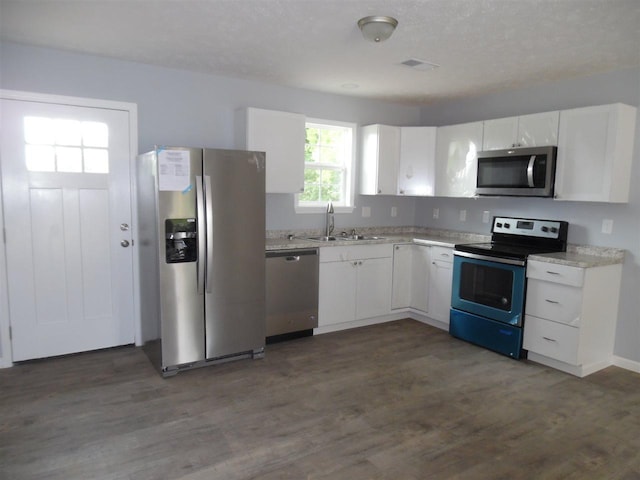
xmin=401 ymin=58 xmax=440 ymax=71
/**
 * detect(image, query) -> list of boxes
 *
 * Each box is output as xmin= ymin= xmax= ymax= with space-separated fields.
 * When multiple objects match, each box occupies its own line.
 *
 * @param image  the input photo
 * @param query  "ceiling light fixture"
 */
xmin=357 ymin=16 xmax=398 ymax=43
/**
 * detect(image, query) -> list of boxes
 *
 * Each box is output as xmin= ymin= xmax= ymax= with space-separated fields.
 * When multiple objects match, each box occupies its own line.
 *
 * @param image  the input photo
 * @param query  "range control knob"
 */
xmin=541 ymin=226 xmax=549 ymax=233
xmin=496 ymin=222 xmax=503 ymax=228
xmin=504 ymin=223 xmax=511 ymax=228
xmin=550 ymin=227 xmax=558 ymax=233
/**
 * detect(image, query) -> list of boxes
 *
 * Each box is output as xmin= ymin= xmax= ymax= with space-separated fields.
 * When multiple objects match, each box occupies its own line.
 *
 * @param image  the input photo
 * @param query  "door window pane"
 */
xmin=84 ymin=148 xmax=109 ymax=173
xmin=54 ymin=119 xmax=82 ymax=146
xmin=24 ymin=116 xmax=109 ymax=173
xmin=25 ymin=145 xmax=55 ymax=172
xmin=24 ymin=117 xmax=54 ymax=145
xmin=56 ymin=146 xmax=83 ymax=172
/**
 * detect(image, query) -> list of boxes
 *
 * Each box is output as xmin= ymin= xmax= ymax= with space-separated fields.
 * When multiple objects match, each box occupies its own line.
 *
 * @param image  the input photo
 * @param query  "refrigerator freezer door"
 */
xmin=157 ymin=147 xmax=206 ymax=368
xmin=203 ymin=149 xmax=266 ymax=359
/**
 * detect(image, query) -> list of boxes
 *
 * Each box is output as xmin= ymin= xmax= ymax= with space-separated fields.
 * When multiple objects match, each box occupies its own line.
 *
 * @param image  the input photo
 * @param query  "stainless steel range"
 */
xmin=450 ymin=216 xmax=568 ymax=358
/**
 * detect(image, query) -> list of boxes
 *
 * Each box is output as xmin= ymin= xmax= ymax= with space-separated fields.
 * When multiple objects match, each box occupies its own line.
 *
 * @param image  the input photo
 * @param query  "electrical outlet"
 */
xmin=391 ymin=206 xmax=397 ymax=217
xmin=459 ymin=209 xmax=467 ymax=222
xmin=433 ymin=208 xmax=439 ymax=219
xmin=602 ymin=219 xmax=613 ymax=234
xmin=482 ymin=211 xmax=491 ymax=223
xmin=362 ymin=206 xmax=371 ymax=218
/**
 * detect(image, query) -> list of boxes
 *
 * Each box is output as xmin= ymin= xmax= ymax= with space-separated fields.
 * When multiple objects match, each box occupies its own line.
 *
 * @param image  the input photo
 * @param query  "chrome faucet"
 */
xmin=325 ymin=201 xmax=335 ymax=237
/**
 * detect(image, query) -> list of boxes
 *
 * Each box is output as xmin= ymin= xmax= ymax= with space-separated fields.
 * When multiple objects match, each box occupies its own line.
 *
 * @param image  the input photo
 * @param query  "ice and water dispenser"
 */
xmin=165 ymin=218 xmax=197 ymax=263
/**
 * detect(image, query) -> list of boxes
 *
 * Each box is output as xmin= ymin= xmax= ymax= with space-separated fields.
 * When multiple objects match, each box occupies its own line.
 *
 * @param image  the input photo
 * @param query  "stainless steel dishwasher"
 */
xmin=265 ymin=248 xmax=319 ymax=343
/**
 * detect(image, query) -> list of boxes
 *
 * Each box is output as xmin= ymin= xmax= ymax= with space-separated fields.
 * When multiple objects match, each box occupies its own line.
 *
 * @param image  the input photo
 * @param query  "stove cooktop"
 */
xmin=454 ymin=216 xmax=569 ymax=261
xmin=454 ymin=242 xmax=564 ymax=261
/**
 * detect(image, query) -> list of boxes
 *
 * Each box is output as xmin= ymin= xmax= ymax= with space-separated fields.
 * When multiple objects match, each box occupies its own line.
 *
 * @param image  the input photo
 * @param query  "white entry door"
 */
xmin=1 ymin=98 xmax=135 ymax=361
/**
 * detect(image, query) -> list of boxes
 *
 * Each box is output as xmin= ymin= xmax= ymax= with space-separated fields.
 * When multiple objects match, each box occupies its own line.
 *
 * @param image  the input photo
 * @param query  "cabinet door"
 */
xmin=517 ymin=111 xmax=559 ymax=147
xmin=360 ymin=124 xmax=399 ymax=195
xmin=318 ymin=261 xmax=357 ymax=326
xmin=242 ymin=108 xmax=305 ymax=194
xmin=398 ymin=127 xmax=437 ymax=196
xmin=482 ymin=117 xmax=518 ymax=150
xmin=555 ymin=104 xmax=636 ymax=202
xmin=428 ymin=258 xmax=453 ymax=324
xmin=391 ymin=244 xmax=413 ymax=310
xmin=410 ymin=245 xmax=430 ymax=313
xmin=356 ymin=257 xmax=392 ymax=319
xmin=435 ymin=122 xmax=484 ymax=197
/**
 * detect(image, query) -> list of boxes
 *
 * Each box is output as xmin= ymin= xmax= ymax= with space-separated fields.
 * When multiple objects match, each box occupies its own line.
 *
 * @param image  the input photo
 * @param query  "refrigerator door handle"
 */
xmin=195 ymin=175 xmax=206 ymax=294
xmin=205 ymin=175 xmax=214 ymax=293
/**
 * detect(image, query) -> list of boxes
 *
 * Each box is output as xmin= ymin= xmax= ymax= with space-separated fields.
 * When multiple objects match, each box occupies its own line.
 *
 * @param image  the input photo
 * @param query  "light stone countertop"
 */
xmin=265 ymin=228 xmax=489 ymax=251
xmin=266 ymin=227 xmax=625 ymax=269
xmin=529 ymin=245 xmax=625 ymax=268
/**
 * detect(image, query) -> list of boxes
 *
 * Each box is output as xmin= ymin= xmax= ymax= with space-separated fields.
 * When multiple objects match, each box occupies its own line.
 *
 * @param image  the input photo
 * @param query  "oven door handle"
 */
xmin=454 ymin=250 xmax=526 ymax=267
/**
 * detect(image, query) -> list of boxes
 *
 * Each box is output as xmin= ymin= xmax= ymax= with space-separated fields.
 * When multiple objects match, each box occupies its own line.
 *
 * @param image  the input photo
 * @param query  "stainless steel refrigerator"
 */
xmin=136 ymin=147 xmax=266 ymax=376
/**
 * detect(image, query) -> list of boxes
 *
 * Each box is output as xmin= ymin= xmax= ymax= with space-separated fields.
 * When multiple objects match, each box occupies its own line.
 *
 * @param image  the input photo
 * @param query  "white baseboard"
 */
xmin=613 ymin=355 xmax=640 ymax=374
xmin=314 ymin=312 xmax=407 ymax=335
xmin=314 ymin=310 xmax=448 ymax=336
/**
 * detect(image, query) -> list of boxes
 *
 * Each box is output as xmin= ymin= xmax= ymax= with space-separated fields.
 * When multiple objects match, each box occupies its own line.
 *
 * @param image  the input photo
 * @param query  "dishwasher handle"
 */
xmin=266 ymin=249 xmax=318 ymax=259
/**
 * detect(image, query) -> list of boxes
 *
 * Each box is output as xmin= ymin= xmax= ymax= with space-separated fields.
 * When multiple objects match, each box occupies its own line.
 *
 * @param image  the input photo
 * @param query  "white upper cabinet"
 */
xmin=554 ymin=103 xmax=637 ymax=203
xmin=235 ymin=107 xmax=305 ymax=194
xmin=435 ymin=121 xmax=484 ymax=197
xmin=398 ymin=126 xmax=437 ymax=196
xmin=360 ymin=124 xmax=400 ymax=195
xmin=482 ymin=111 xmax=559 ymax=150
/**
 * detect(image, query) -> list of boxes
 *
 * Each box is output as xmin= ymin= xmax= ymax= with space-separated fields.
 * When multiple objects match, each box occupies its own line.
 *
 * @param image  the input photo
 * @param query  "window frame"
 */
xmin=295 ymin=117 xmax=356 ymax=214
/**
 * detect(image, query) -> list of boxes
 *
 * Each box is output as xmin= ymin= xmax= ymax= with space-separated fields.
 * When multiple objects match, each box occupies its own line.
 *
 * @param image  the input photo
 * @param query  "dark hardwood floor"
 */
xmin=1 ymin=319 xmax=639 ymax=479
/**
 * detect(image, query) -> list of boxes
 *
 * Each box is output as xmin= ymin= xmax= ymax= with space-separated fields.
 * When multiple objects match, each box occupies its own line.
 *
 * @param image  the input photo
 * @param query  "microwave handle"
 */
xmin=527 ymin=155 xmax=537 ymax=187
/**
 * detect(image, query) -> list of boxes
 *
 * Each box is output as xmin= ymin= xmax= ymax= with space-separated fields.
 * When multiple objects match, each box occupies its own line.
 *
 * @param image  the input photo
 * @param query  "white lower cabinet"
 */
xmin=391 ymin=244 xmax=429 ymax=313
xmin=391 ymin=244 xmax=413 ymax=309
xmin=318 ymin=244 xmax=392 ymax=328
xmin=523 ymin=260 xmax=622 ymax=377
xmin=391 ymin=243 xmax=453 ymax=324
xmin=427 ymin=246 xmax=454 ymax=324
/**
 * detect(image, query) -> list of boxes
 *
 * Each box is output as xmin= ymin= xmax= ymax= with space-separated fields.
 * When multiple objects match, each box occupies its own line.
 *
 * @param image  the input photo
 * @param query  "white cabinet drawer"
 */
xmin=320 ymin=244 xmax=392 ymax=263
xmin=526 ymin=280 xmax=583 ymax=326
xmin=527 ymin=260 xmax=584 ymax=287
xmin=524 ymin=315 xmax=579 ymax=365
xmin=430 ymin=246 xmax=453 ymax=263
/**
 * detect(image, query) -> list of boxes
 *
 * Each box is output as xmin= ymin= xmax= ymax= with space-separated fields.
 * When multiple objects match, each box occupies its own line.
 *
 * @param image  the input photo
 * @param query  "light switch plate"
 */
xmin=433 ymin=208 xmax=439 ymax=219
xmin=459 ymin=210 xmax=467 ymax=222
xmin=362 ymin=206 xmax=371 ymax=218
xmin=482 ymin=211 xmax=491 ymax=223
xmin=602 ymin=219 xmax=613 ymax=234
xmin=391 ymin=206 xmax=397 ymax=217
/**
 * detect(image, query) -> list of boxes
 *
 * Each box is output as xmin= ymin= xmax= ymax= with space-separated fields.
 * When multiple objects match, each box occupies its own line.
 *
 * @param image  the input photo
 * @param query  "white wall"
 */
xmin=418 ymin=68 xmax=640 ymax=364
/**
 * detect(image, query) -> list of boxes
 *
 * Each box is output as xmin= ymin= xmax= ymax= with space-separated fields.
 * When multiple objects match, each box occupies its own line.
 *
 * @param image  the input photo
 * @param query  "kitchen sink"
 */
xmin=304 ymin=235 xmax=385 ymax=242
xmin=305 ymin=236 xmax=338 ymax=242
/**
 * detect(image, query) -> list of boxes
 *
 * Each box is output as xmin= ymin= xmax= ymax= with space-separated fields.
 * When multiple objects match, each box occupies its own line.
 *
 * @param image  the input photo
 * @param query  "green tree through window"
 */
xmin=298 ymin=120 xmax=354 ymax=209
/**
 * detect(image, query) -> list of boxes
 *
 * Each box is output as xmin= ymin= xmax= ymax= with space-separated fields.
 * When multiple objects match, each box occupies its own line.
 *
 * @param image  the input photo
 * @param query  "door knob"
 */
xmin=121 ymin=240 xmax=130 ymax=248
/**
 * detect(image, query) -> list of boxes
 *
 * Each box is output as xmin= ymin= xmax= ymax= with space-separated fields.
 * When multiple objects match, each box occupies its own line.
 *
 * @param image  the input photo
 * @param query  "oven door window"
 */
xmin=459 ymin=262 xmax=513 ymax=310
xmin=451 ymin=255 xmax=526 ymax=326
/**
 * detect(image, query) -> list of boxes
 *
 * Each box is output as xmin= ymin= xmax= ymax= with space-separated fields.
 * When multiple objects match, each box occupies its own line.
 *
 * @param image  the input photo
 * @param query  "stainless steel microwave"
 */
xmin=476 ymin=146 xmax=557 ymax=197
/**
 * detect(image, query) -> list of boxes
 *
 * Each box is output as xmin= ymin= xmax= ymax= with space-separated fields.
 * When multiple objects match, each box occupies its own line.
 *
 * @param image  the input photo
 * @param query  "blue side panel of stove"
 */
xmin=449 ymin=308 xmax=524 ymax=359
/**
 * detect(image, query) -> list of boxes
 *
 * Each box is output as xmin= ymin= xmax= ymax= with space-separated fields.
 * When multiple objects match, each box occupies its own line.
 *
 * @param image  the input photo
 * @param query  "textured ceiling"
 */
xmin=1 ymin=0 xmax=639 ymax=105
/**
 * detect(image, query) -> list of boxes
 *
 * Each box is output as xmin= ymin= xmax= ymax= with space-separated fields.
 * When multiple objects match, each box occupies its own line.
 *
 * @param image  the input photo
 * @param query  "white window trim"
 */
xmin=295 ymin=118 xmax=357 ymax=214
